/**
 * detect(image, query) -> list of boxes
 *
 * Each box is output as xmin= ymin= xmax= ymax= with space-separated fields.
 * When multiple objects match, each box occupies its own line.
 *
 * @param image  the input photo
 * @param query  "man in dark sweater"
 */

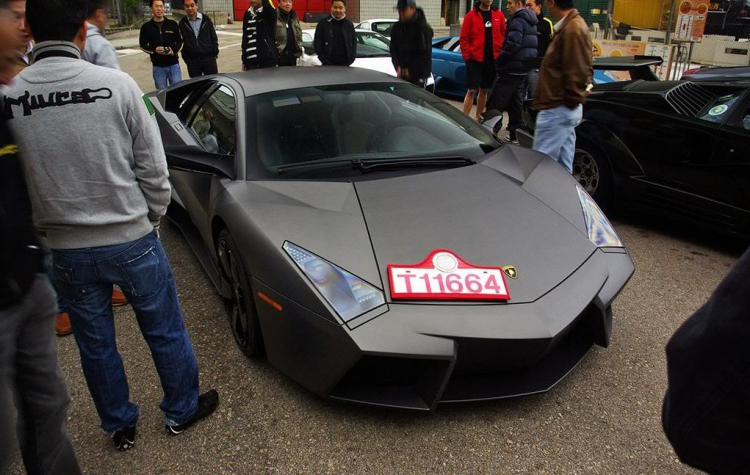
xmin=179 ymin=0 xmax=219 ymax=77
xmin=0 ymin=1 xmax=80 ymax=471
xmin=314 ymin=0 xmax=356 ymax=66
xmin=242 ymin=0 xmax=278 ymax=70
xmin=139 ymin=0 xmax=183 ymax=89
xmin=390 ymin=0 xmax=433 ymax=87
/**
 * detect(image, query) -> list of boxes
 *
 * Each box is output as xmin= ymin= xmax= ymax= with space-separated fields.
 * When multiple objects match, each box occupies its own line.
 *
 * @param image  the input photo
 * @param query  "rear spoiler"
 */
xmin=522 ymin=55 xmax=663 ymax=81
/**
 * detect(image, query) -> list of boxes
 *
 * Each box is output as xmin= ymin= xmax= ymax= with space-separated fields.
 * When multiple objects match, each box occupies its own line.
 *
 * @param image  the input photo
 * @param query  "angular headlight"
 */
xmin=576 ymin=185 xmax=623 ymax=247
xmin=283 ymin=242 xmax=385 ymax=322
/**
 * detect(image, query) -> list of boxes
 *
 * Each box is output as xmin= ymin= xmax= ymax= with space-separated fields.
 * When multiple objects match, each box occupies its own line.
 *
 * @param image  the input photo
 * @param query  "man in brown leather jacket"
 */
xmin=531 ymin=0 xmax=592 ymax=173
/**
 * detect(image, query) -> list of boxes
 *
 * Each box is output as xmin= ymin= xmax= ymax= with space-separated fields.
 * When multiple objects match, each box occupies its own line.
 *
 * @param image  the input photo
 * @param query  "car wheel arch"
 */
xmin=576 ymin=119 xmax=644 ymax=178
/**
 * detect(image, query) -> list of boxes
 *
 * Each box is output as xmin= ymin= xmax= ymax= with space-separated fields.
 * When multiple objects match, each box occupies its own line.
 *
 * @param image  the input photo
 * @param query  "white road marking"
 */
xmin=217 ymin=31 xmax=243 ymax=37
xmin=219 ymin=42 xmax=242 ymax=50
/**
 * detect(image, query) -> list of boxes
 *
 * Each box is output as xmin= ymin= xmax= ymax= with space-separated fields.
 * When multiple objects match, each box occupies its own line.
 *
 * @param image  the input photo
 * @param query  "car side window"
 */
xmin=372 ymin=22 xmax=394 ymax=36
xmin=188 ymin=85 xmax=236 ymax=155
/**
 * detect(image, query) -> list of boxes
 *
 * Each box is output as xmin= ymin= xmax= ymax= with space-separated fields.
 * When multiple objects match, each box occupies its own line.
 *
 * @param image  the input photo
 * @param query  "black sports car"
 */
xmin=518 ymin=57 xmax=750 ymax=238
xmin=147 ymin=68 xmax=634 ymax=411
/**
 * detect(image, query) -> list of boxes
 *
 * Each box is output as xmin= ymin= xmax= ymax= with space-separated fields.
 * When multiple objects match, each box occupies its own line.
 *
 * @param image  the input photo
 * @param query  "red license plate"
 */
xmin=388 ymin=250 xmax=511 ymax=301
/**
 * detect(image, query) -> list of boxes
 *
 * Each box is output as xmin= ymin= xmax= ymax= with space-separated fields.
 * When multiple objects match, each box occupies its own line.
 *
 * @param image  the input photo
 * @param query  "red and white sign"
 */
xmin=388 ymin=250 xmax=511 ymax=301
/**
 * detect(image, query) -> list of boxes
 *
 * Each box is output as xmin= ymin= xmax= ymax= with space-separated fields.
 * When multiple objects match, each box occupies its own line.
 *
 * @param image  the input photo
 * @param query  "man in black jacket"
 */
xmin=242 ymin=0 xmax=277 ymax=70
xmin=663 ymin=246 xmax=750 ymax=473
xmin=314 ymin=0 xmax=356 ymax=66
xmin=179 ymin=0 xmax=219 ymax=77
xmin=526 ymin=0 xmax=553 ymax=56
xmin=139 ymin=0 xmax=183 ymax=89
xmin=390 ymin=0 xmax=433 ymax=87
xmin=0 ymin=2 xmax=80 ymax=471
xmin=483 ymin=0 xmax=537 ymax=143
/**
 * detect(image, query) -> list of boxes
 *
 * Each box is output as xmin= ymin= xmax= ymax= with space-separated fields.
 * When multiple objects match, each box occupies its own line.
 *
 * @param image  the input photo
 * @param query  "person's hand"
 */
xmin=402 ymin=68 xmax=410 ymax=80
xmin=395 ymin=66 xmax=401 ymax=77
xmin=155 ymin=46 xmax=166 ymax=54
xmin=242 ymin=63 xmax=247 ymax=71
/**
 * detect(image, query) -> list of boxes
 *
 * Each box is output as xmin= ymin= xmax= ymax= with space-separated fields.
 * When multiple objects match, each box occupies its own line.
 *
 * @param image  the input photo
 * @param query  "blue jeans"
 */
xmin=153 ymin=63 xmax=182 ymax=89
xmin=533 ymin=104 xmax=583 ymax=173
xmin=52 ymin=231 xmax=199 ymax=433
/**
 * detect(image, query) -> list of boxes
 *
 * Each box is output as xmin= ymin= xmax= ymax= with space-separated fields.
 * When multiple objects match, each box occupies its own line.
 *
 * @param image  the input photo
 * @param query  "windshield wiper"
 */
xmin=353 ymin=156 xmax=476 ymax=173
xmin=275 ymin=156 xmax=476 ymax=175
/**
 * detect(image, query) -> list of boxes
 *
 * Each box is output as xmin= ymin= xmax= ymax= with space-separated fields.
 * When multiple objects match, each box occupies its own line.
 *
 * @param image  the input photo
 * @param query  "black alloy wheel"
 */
xmin=217 ymin=229 xmax=264 ymax=357
xmin=573 ymin=141 xmax=614 ymax=211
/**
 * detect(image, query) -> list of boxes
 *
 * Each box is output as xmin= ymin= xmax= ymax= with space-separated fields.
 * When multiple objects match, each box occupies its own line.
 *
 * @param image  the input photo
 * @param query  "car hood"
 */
xmin=354 ymin=163 xmax=597 ymax=304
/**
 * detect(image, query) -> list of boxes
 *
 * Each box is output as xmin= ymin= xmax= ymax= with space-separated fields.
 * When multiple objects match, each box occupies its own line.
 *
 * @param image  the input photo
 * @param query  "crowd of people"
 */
xmin=1 ymin=0 xmax=746 ymax=473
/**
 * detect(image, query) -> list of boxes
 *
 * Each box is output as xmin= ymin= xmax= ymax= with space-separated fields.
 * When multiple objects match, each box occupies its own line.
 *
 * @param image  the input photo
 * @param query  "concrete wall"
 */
xmin=358 ymin=0 xmax=442 ymax=27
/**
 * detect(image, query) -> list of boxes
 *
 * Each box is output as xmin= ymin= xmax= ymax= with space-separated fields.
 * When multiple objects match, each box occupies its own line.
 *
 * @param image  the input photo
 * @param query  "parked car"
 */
xmin=300 ymin=29 xmax=434 ymax=90
xmin=431 ymin=36 xmax=466 ymax=98
xmin=355 ymin=19 xmax=398 ymax=38
xmin=146 ymin=67 xmax=633 ymax=410
xmin=682 ymin=65 xmax=750 ymax=81
xmin=517 ymin=57 xmax=750 ymax=238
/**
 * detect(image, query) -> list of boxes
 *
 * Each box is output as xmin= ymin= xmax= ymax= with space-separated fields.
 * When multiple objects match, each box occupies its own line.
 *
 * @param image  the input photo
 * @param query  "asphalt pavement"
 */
xmin=6 ymin=33 xmax=747 ymax=474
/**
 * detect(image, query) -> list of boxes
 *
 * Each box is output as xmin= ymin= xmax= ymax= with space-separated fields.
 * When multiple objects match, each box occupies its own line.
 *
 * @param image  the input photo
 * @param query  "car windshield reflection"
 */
xmin=253 ymin=83 xmax=499 ymax=175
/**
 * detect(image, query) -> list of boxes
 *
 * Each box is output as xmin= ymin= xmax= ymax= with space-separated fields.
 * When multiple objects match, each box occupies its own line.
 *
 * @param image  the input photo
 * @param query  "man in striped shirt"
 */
xmin=242 ymin=0 xmax=278 ymax=70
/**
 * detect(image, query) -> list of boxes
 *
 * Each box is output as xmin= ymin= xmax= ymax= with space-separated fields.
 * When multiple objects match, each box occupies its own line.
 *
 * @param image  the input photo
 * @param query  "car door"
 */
xmin=616 ymin=94 xmax=741 ymax=210
xmin=714 ymin=91 xmax=750 ymax=209
xmin=168 ymin=83 xmax=238 ymax=245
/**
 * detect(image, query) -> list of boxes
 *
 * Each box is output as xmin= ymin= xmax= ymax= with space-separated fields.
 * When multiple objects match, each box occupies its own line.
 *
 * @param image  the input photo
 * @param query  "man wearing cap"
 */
xmin=390 ymin=0 xmax=433 ymax=88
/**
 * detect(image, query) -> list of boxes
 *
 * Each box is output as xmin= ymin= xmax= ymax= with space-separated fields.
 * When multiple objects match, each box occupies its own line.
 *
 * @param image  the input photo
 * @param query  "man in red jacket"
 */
xmin=460 ymin=0 xmax=505 ymax=120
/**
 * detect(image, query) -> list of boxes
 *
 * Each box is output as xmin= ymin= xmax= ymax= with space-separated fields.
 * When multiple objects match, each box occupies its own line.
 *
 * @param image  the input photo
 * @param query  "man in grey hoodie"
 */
xmin=3 ymin=0 xmax=219 ymax=452
xmin=82 ymin=0 xmax=119 ymax=69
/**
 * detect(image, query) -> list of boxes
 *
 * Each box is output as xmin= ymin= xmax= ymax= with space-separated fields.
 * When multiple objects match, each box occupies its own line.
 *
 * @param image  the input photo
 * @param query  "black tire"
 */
xmin=573 ymin=140 xmax=614 ymax=212
xmin=217 ymin=229 xmax=264 ymax=357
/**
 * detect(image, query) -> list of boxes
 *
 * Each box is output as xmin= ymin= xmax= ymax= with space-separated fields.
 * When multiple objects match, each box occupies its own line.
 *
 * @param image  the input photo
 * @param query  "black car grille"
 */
xmin=665 ymin=81 xmax=714 ymax=117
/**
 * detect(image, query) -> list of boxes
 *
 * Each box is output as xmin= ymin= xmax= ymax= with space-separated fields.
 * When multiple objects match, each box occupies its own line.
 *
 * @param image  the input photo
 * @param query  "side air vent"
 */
xmin=665 ymin=81 xmax=714 ymax=117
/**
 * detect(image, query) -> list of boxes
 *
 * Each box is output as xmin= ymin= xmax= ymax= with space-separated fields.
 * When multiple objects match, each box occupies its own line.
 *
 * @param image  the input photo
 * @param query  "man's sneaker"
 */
xmin=503 ymin=132 xmax=519 ymax=145
xmin=55 ymin=312 xmax=73 ymax=336
xmin=165 ymin=390 xmax=219 ymax=435
xmin=111 ymin=288 xmax=128 ymax=307
xmin=113 ymin=425 xmax=136 ymax=451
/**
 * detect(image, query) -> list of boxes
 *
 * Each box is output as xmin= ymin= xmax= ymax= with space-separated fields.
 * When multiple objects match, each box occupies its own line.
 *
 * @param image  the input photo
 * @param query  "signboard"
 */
xmin=675 ymin=0 xmax=708 ymax=42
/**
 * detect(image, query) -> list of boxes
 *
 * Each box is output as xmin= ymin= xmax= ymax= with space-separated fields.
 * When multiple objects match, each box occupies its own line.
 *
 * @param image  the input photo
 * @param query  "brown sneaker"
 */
xmin=111 ymin=288 xmax=128 ymax=307
xmin=55 ymin=312 xmax=73 ymax=336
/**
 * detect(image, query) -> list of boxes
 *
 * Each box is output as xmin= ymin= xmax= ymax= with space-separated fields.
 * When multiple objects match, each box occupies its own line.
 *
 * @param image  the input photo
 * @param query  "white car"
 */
xmin=354 ymin=19 xmax=398 ymax=38
xmin=299 ymin=29 xmax=434 ymax=90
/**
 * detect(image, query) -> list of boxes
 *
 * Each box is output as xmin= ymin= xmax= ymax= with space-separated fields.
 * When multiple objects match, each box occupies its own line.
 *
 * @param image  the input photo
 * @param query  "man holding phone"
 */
xmin=140 ymin=0 xmax=183 ymax=89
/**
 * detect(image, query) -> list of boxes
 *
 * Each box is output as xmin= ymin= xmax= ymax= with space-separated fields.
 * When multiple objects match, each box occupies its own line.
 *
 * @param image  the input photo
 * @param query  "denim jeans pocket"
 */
xmin=560 ymin=105 xmax=583 ymax=128
xmin=116 ymin=244 xmax=166 ymax=299
xmin=53 ymin=263 xmax=84 ymax=303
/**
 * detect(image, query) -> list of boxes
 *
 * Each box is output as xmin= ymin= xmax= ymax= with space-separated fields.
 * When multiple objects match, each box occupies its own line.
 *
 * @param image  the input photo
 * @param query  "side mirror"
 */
xmin=164 ymin=145 xmax=234 ymax=179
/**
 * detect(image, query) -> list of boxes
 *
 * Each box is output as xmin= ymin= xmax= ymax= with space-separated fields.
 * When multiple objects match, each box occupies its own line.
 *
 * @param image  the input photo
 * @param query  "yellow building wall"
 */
xmin=613 ymin=0 xmax=668 ymax=29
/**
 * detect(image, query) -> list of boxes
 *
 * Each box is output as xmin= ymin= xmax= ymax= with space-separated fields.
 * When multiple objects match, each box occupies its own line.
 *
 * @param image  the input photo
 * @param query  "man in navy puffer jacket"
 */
xmin=484 ymin=0 xmax=537 ymax=142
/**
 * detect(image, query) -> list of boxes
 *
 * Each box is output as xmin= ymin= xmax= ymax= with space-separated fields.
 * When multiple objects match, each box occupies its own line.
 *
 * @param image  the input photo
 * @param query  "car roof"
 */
xmin=223 ymin=67 xmax=402 ymax=97
xmin=303 ymin=28 xmax=385 ymax=35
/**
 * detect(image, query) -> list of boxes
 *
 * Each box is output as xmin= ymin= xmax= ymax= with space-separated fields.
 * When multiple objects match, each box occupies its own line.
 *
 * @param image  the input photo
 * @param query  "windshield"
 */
xmin=699 ymin=93 xmax=743 ymax=123
xmin=356 ymin=31 xmax=391 ymax=58
xmin=252 ymin=83 xmax=499 ymax=175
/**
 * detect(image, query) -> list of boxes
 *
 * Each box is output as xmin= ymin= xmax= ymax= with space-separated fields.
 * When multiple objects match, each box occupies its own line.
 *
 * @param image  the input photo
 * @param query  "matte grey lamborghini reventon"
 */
xmin=147 ymin=68 xmax=634 ymax=411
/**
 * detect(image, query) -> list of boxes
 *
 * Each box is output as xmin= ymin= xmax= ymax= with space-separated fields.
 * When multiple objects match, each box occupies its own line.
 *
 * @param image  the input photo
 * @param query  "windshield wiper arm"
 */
xmin=275 ymin=159 xmax=352 ymax=175
xmin=353 ymin=156 xmax=476 ymax=173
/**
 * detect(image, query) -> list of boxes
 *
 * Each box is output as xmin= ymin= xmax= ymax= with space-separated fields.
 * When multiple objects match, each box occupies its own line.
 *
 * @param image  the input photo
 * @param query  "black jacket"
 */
xmin=662 ymin=245 xmax=750 ymax=474
xmin=314 ymin=15 xmax=356 ymax=66
xmin=242 ymin=0 xmax=278 ymax=68
xmin=139 ymin=18 xmax=183 ymax=67
xmin=0 ymin=99 xmax=44 ymax=309
xmin=179 ymin=13 xmax=219 ymax=60
xmin=390 ymin=8 xmax=434 ymax=81
xmin=496 ymin=8 xmax=538 ymax=74
xmin=536 ymin=13 xmax=554 ymax=57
